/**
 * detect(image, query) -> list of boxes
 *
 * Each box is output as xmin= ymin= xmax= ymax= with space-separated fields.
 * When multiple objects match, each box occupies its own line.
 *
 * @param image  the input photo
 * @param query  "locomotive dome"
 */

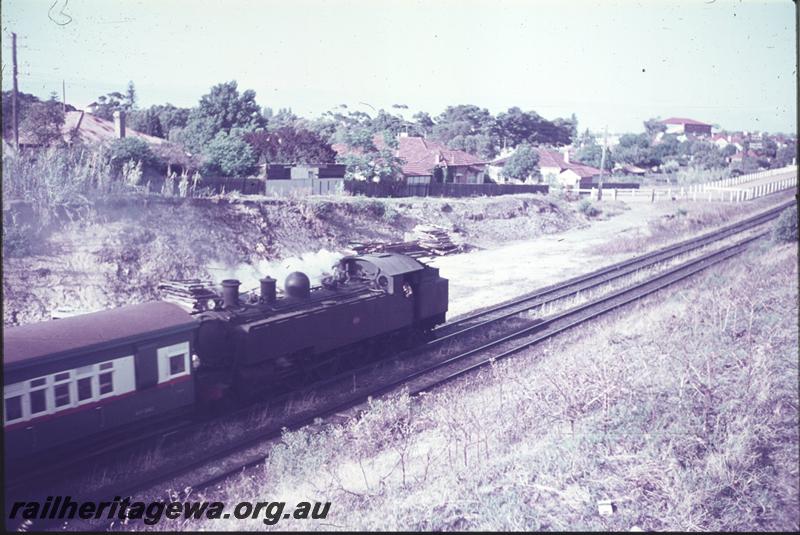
xmin=285 ymin=271 xmax=311 ymax=298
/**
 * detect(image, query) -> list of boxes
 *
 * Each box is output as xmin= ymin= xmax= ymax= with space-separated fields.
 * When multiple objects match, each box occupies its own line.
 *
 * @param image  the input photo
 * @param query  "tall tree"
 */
xmin=125 ymin=81 xmax=137 ymax=110
xmin=496 ymin=108 xmax=576 ymax=148
xmin=18 ymin=95 xmax=65 ymax=146
xmin=432 ymin=104 xmax=499 ymax=159
xmin=91 ymin=91 xmax=126 ymax=120
xmin=176 ymin=81 xmax=266 ymax=154
xmin=412 ymin=111 xmax=434 ymax=137
xmin=244 ymin=126 xmax=337 ymax=164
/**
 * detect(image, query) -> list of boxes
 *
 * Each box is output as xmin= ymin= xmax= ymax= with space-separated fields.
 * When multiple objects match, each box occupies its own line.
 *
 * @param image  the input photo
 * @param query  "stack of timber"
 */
xmin=158 ymin=279 xmax=218 ymax=309
xmin=349 ymin=225 xmax=459 ymax=258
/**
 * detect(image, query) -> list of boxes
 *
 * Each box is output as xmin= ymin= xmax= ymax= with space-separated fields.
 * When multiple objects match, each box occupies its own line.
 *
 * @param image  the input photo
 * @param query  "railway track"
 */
xmin=7 ymin=199 xmax=794 ymax=530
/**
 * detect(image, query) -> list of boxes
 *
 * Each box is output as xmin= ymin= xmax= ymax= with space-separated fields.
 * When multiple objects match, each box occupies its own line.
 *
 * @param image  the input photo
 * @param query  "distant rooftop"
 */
xmin=659 ymin=117 xmax=712 ymax=127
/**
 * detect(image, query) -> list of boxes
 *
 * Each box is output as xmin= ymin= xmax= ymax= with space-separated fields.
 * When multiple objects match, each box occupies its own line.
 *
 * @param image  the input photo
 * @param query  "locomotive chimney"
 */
xmin=221 ymin=279 xmax=240 ymax=308
xmin=260 ymin=276 xmax=276 ymax=303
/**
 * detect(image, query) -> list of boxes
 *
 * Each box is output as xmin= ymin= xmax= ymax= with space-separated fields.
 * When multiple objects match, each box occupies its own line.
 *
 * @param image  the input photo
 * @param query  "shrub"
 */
xmin=577 ymin=198 xmax=601 ymax=217
xmin=501 ymin=143 xmax=540 ymax=181
xmin=202 ymin=131 xmax=259 ymax=177
xmin=773 ymin=205 xmax=798 ymax=243
xmin=108 ymin=137 xmax=156 ymax=172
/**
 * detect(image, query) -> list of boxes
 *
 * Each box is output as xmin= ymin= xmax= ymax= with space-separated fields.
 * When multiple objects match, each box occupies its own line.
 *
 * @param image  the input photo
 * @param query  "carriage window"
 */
xmin=5 ymin=396 xmax=22 ymax=422
xmin=30 ymin=378 xmax=46 ymax=388
xmin=169 ymin=354 xmax=186 ymax=376
xmin=99 ymin=362 xmax=114 ymax=371
xmin=55 ymin=372 xmax=70 ymax=381
xmin=30 ymin=389 xmax=46 ymax=414
xmin=99 ymin=372 xmax=114 ymax=395
xmin=78 ymin=377 xmax=93 ymax=401
xmin=54 ymin=383 xmax=71 ymax=407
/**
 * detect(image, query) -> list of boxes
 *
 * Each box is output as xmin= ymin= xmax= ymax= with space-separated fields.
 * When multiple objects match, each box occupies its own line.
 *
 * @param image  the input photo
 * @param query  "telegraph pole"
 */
xmin=62 ymin=80 xmax=66 ymax=113
xmin=597 ymin=125 xmax=608 ymax=201
xmin=12 ymin=32 xmax=20 ymax=149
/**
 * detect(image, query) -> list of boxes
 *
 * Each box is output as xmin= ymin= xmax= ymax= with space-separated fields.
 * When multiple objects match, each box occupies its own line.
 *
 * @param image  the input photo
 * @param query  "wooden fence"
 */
xmin=345 ymin=181 xmax=549 ymax=198
xmin=578 ymin=165 xmax=797 ymax=203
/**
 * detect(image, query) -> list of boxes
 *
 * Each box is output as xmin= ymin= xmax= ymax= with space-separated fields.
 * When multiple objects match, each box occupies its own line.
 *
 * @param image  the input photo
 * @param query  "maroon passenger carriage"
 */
xmin=3 ymin=302 xmax=197 ymax=462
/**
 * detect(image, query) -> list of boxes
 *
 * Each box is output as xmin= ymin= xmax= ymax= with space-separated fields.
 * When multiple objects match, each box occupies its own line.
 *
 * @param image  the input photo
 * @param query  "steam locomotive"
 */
xmin=3 ymin=253 xmax=448 ymax=460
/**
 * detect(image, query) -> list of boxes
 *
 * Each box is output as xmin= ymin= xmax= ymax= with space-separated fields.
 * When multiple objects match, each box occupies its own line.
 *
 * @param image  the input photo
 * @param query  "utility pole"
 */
xmin=62 ymin=80 xmax=66 ymax=114
xmin=597 ymin=125 xmax=608 ymax=201
xmin=12 ymin=32 xmax=20 ymax=149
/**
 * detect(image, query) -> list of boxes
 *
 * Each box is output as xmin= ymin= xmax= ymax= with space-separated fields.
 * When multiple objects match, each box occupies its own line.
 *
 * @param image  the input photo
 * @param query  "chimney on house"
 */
xmin=562 ymin=146 xmax=570 ymax=164
xmin=113 ymin=110 xmax=126 ymax=139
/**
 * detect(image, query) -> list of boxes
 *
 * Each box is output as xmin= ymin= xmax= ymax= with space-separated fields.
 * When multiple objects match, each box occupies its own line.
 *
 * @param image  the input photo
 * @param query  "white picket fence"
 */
xmin=579 ymin=165 xmax=798 ymax=203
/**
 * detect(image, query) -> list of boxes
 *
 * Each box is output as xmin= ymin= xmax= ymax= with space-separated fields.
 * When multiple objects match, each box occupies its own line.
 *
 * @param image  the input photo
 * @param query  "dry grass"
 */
xmin=589 ymin=202 xmax=760 ymax=256
xmin=163 ymin=241 xmax=799 ymax=531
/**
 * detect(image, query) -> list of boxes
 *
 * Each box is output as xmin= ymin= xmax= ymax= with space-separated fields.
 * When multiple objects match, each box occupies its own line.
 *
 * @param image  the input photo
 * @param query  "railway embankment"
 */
xmin=2 ymin=193 xmax=572 ymax=325
xmin=3 ymin=190 xmax=793 ymax=326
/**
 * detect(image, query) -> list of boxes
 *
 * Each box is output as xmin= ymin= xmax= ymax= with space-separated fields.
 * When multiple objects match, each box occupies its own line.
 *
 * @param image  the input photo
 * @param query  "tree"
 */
xmin=501 ymin=144 xmax=540 ymax=181
xmin=720 ymin=144 xmax=737 ymax=158
xmin=264 ymin=107 xmax=299 ymax=131
xmin=432 ymin=104 xmax=499 ymax=159
xmin=336 ymin=130 xmax=404 ymax=182
xmin=244 ymin=126 xmax=337 ymax=164
xmin=574 ymin=140 xmax=613 ymax=171
xmin=196 ymin=81 xmax=266 ymax=132
xmin=643 ymin=117 xmax=667 ymax=137
xmin=412 ymin=111 xmax=434 ymax=137
xmin=155 ymin=104 xmax=191 ymax=138
xmin=128 ymin=108 xmax=164 ymax=138
xmin=495 ymin=107 xmax=575 ymax=149
xmin=774 ymin=144 xmax=797 ymax=168
xmin=2 ymin=91 xmax=31 ymax=139
xmin=614 ymin=133 xmax=661 ymax=168
xmin=91 ymin=91 xmax=127 ymax=120
xmin=177 ymin=81 xmax=267 ymax=154
xmin=125 ymin=81 xmax=137 ymax=110
xmin=371 ymin=110 xmax=409 ymax=137
xmin=202 ymin=130 xmax=259 ymax=176
xmin=651 ymin=134 xmax=681 ymax=162
xmin=18 ymin=96 xmax=65 ymax=146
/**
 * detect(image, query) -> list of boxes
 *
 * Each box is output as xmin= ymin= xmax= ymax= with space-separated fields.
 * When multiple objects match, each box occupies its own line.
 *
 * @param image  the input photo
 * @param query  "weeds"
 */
xmin=578 ymin=198 xmax=602 ymax=217
xmin=772 ymin=205 xmax=798 ymax=243
xmin=200 ymin=243 xmax=798 ymax=531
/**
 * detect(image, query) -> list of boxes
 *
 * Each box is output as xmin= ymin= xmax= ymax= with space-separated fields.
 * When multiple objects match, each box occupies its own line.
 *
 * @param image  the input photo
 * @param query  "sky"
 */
xmin=1 ymin=0 xmax=796 ymax=134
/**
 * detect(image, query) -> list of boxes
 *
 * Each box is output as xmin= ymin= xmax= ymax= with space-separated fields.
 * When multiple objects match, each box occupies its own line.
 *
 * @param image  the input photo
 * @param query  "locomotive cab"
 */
xmin=337 ymin=253 xmax=448 ymax=330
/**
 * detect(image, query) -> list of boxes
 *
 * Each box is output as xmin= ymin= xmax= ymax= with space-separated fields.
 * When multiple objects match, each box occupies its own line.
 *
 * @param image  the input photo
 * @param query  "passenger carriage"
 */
xmin=3 ymin=301 xmax=198 ymax=461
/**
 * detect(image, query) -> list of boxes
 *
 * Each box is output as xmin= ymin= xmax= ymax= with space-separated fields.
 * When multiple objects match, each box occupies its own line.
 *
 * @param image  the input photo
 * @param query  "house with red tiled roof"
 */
xmin=488 ymin=146 xmax=602 ymax=187
xmin=16 ymin=109 xmax=166 ymax=149
xmin=659 ymin=117 xmax=712 ymax=136
xmin=64 ymin=110 xmax=165 ymax=147
xmin=333 ymin=134 xmax=487 ymax=183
